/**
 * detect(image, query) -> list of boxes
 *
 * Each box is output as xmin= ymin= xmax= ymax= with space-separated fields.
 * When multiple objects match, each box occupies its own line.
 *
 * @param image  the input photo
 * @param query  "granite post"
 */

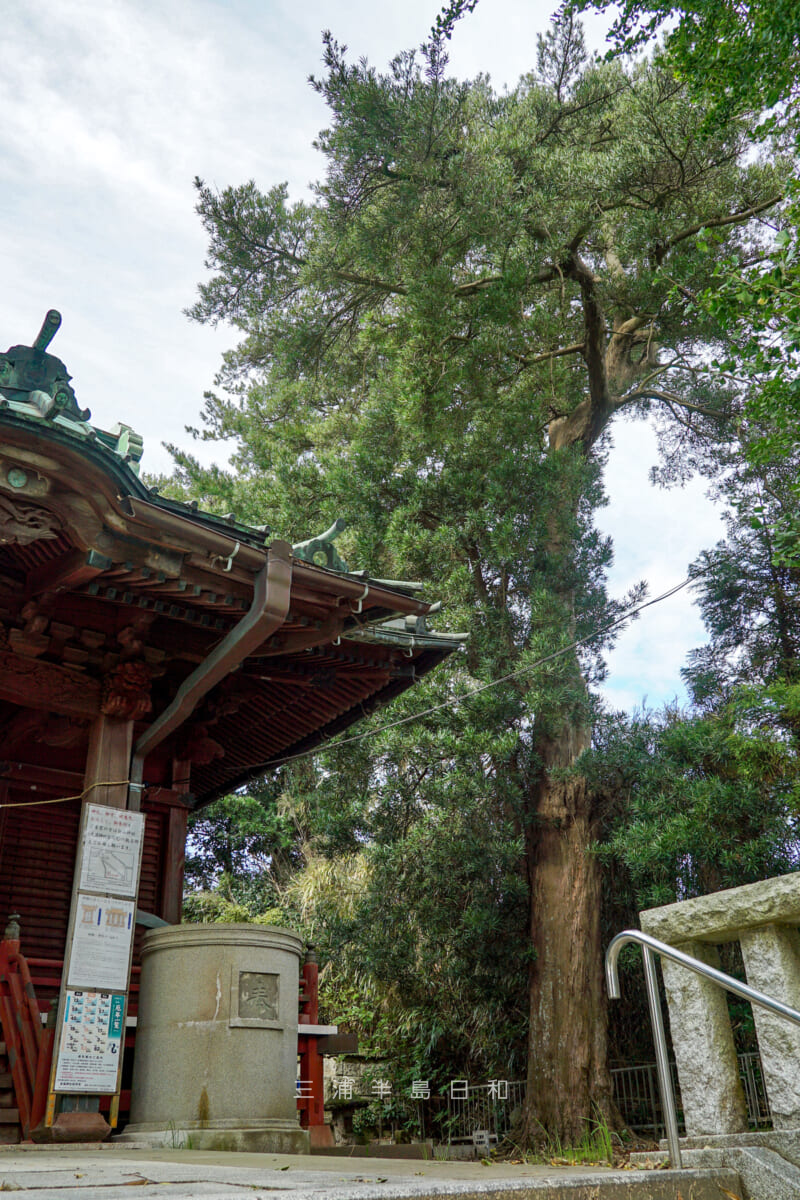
xmin=740 ymin=923 xmax=800 ymax=1129
xmin=659 ymin=940 xmax=748 ymax=1136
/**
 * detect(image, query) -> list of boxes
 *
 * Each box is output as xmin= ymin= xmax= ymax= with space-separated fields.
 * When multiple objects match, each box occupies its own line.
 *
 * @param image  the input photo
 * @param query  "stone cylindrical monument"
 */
xmin=121 ymin=924 xmax=308 ymax=1153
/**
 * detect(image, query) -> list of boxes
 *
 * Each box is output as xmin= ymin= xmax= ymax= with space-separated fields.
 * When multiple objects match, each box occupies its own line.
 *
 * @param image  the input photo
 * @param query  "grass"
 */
xmin=543 ymin=1114 xmax=614 ymax=1166
xmin=501 ymin=1111 xmax=616 ymax=1167
xmin=165 ymin=1120 xmax=196 ymax=1151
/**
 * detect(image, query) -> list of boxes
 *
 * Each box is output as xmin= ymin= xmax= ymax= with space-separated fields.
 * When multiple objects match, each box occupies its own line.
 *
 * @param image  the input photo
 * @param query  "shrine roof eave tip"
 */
xmin=348 ymin=625 xmax=469 ymax=652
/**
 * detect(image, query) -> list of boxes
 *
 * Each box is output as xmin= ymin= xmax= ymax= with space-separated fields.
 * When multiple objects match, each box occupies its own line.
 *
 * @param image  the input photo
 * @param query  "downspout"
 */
xmin=127 ymin=539 xmax=293 ymax=810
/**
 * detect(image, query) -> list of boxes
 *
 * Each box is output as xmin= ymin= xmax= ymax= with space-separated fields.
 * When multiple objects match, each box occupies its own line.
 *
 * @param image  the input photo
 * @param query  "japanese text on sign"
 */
xmin=53 ymin=991 xmax=125 ymax=1093
xmin=79 ymin=804 xmax=144 ymax=899
xmin=67 ymin=895 xmax=135 ymax=991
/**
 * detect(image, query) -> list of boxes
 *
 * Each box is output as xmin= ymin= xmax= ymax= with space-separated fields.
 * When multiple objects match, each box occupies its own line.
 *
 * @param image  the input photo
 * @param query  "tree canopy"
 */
xmin=174 ymin=14 xmax=791 ymax=1143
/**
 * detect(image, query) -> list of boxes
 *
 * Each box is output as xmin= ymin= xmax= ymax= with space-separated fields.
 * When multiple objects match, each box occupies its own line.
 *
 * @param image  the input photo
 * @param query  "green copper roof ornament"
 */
xmin=0 ymin=309 xmax=90 ymax=423
xmin=292 ymin=518 xmax=350 ymax=572
xmin=0 ymin=311 xmax=145 ymax=474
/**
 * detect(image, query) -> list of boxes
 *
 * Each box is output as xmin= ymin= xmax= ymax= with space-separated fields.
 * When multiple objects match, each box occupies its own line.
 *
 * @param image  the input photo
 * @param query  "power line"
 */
xmin=0 ymin=780 xmax=131 ymax=811
xmin=261 ymin=573 xmax=696 ymax=771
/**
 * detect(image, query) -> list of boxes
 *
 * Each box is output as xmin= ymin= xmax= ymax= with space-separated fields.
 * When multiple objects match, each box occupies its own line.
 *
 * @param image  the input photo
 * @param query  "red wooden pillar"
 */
xmin=298 ymin=946 xmax=330 ymax=1144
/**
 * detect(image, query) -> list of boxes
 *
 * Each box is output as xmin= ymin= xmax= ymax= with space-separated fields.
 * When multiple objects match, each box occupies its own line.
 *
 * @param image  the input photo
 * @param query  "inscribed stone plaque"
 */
xmin=238 ymin=971 xmax=279 ymax=1020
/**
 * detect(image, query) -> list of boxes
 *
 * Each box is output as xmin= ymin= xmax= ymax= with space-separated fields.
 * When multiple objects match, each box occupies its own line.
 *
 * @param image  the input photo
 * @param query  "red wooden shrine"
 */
xmin=0 ymin=313 xmax=463 ymax=1143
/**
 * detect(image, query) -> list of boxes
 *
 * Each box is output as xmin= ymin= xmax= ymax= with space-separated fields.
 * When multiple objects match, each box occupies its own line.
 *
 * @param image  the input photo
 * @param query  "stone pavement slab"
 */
xmin=0 ymin=1147 xmax=742 ymax=1200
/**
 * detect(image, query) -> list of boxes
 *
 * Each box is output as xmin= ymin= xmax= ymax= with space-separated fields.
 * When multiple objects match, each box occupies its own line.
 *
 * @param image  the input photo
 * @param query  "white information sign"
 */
xmin=79 ymin=804 xmax=144 ymax=899
xmin=67 ymin=895 xmax=135 ymax=991
xmin=54 ymin=990 xmax=125 ymax=1093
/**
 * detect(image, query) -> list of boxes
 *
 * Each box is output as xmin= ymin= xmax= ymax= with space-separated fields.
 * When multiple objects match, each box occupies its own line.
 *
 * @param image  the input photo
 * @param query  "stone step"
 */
xmin=0 ymin=1108 xmax=19 ymax=1123
xmin=654 ymin=1127 xmax=800 ymax=1169
xmin=636 ymin=1141 xmax=800 ymax=1200
xmin=0 ymin=1072 xmax=12 ymax=1088
xmin=0 ymin=1159 xmax=746 ymax=1200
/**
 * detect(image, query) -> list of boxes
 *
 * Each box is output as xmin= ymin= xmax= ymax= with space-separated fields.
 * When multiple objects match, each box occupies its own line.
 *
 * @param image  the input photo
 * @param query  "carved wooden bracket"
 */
xmin=0 ymin=495 xmax=61 ymax=545
xmin=0 ymin=649 xmax=101 ymax=717
xmin=178 ymin=723 xmax=225 ymax=765
xmin=100 ymin=659 xmax=153 ymax=721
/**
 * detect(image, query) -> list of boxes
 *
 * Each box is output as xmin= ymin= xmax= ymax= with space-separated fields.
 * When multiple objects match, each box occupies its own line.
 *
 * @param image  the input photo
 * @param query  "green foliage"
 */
xmin=697 ymin=202 xmax=800 ymax=561
xmin=287 ymin=687 xmax=533 ymax=1082
xmin=574 ymin=0 xmax=799 ymax=138
xmin=590 ymin=695 xmax=800 ymax=912
xmin=682 ymin=454 xmax=800 ymax=705
xmin=590 ymin=454 xmax=800 ymax=912
xmin=573 ymin=0 xmax=800 ymax=555
xmin=182 ymin=881 xmax=285 ymax=928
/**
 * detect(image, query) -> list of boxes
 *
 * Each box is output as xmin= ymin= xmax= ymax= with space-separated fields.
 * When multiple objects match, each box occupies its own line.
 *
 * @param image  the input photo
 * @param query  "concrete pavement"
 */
xmin=0 ymin=1145 xmax=742 ymax=1199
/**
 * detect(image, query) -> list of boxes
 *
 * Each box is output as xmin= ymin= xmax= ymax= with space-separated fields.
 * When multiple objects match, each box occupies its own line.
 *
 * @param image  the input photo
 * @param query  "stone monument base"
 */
xmin=117 ymin=1117 xmax=309 ymax=1155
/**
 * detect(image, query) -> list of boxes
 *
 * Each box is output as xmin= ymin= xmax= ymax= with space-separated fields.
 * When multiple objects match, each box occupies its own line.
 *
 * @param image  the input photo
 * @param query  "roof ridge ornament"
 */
xmin=292 ymin=518 xmax=349 ymax=572
xmin=0 ymin=309 xmax=91 ymax=424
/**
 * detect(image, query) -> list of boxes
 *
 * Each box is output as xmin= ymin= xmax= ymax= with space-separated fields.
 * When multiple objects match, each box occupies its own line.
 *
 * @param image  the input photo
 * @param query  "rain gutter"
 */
xmin=127 ymin=539 xmax=293 ymax=810
xmin=125 ymin=496 xmax=432 ymax=613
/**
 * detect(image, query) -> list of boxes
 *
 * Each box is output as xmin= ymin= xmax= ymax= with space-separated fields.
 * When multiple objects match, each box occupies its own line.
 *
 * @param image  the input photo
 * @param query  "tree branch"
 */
xmin=520 ymin=341 xmax=585 ymax=367
xmin=619 ymin=387 xmax=730 ymax=420
xmin=656 ymin=194 xmax=783 ymax=260
xmin=330 ymin=270 xmax=407 ymax=295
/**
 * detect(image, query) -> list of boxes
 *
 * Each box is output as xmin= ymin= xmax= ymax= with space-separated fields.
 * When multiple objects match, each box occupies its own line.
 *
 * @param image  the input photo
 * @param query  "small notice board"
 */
xmin=53 ymin=991 xmax=125 ymax=1093
xmin=51 ymin=803 xmax=145 ymax=1106
xmin=67 ymin=895 xmax=135 ymax=991
xmin=79 ymin=805 xmax=143 ymax=898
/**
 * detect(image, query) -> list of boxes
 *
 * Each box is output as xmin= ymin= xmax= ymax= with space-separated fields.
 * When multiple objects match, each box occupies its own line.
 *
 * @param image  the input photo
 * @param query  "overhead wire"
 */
xmin=0 ymin=780 xmax=131 ymax=810
xmin=0 ymin=572 xmax=697 ymax=808
xmin=260 ymin=573 xmax=697 ymax=771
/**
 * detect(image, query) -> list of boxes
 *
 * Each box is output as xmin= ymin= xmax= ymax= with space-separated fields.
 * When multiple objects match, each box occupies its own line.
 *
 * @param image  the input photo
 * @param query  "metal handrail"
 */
xmin=606 ymin=928 xmax=800 ymax=1169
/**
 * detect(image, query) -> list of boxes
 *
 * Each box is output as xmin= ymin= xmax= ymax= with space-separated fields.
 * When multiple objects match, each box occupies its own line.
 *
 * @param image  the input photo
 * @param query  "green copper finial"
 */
xmin=33 ymin=310 xmax=62 ymax=353
xmin=0 ymin=310 xmax=91 ymax=423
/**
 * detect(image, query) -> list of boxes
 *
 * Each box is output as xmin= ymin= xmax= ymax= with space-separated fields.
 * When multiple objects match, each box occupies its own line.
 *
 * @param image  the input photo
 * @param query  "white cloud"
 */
xmin=4 ymin=0 xmax=613 ymax=477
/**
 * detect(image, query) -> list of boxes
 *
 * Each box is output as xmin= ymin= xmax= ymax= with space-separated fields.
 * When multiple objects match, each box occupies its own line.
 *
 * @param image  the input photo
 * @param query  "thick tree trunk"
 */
xmin=521 ymin=718 xmax=612 ymax=1146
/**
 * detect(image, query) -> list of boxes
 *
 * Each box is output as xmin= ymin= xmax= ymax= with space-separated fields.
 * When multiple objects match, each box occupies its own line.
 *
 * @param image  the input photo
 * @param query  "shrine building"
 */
xmin=0 ymin=312 xmax=463 ymax=1145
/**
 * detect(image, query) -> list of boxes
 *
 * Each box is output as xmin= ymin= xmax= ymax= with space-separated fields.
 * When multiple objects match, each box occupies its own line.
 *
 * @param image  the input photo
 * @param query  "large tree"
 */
xmin=175 ymin=19 xmax=785 ymax=1140
xmin=575 ymin=0 xmax=800 ymax=560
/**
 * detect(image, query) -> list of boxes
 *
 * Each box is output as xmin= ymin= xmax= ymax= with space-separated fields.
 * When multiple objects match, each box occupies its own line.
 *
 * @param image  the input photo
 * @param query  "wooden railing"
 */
xmin=0 ymin=915 xmax=55 ymax=1139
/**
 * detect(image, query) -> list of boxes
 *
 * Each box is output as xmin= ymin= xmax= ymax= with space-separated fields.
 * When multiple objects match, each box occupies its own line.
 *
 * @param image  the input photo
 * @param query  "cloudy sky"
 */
xmin=1 ymin=0 xmax=724 ymax=712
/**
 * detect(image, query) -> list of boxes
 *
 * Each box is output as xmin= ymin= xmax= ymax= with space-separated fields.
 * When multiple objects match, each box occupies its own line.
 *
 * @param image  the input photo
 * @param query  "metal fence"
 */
xmin=430 ymin=1053 xmax=771 ymax=1144
xmin=406 ymin=1083 xmax=526 ymax=1146
xmin=329 ymin=1054 xmax=772 ymax=1146
xmin=444 ymin=1082 xmax=526 ymax=1144
xmin=611 ymin=1051 xmax=772 ymax=1137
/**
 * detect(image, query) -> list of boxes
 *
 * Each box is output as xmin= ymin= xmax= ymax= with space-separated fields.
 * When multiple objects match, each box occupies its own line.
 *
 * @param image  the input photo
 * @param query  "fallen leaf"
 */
xmin=718 ymin=1190 xmax=743 ymax=1200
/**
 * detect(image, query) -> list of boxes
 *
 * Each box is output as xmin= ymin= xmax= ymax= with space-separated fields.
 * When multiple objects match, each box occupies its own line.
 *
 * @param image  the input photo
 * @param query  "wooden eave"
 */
xmin=1 ymin=408 xmax=463 ymax=805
